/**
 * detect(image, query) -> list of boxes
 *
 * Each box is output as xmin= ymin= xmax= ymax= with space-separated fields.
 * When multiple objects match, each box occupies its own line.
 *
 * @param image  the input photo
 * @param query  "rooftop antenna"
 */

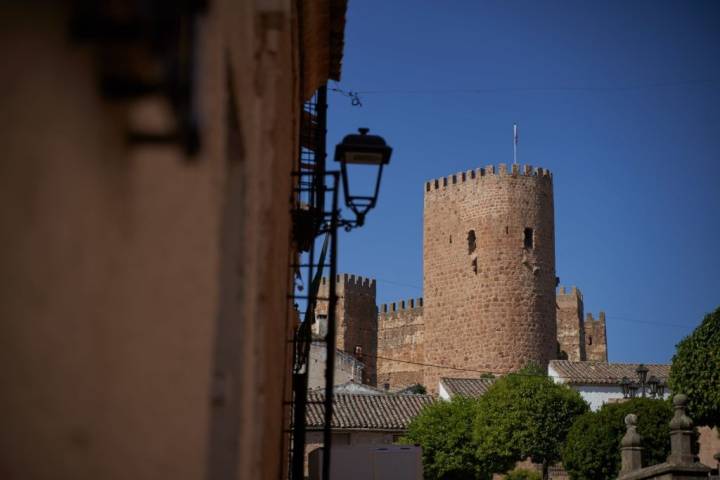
xmin=513 ymin=123 xmax=519 ymax=165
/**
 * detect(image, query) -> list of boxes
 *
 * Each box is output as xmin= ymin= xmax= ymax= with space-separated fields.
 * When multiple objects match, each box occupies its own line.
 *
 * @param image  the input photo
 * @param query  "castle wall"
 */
xmin=423 ymin=164 xmax=557 ymax=392
xmin=318 ymin=275 xmax=378 ymax=385
xmin=376 ymin=298 xmax=424 ymax=390
xmin=556 ymin=286 xmax=586 ymax=361
xmin=584 ymin=312 xmax=608 ymax=361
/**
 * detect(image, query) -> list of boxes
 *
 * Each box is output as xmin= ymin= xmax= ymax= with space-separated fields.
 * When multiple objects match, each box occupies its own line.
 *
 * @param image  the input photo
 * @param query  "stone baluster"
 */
xmin=620 ymin=413 xmax=643 ymax=474
xmin=667 ymin=394 xmax=695 ymax=465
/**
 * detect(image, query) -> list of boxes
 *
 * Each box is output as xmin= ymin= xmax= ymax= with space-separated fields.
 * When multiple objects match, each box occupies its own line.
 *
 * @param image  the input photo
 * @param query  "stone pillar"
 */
xmin=667 ymin=394 xmax=696 ymax=465
xmin=620 ymin=413 xmax=643 ymax=474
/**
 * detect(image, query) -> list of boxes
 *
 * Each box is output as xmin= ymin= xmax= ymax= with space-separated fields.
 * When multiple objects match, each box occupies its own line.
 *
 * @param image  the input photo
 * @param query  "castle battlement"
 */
xmin=320 ymin=273 xmax=376 ymax=293
xmin=585 ymin=311 xmax=606 ymax=323
xmin=557 ymin=285 xmax=583 ymax=301
xmin=379 ymin=297 xmax=424 ymax=314
xmin=425 ymin=163 xmax=552 ymax=193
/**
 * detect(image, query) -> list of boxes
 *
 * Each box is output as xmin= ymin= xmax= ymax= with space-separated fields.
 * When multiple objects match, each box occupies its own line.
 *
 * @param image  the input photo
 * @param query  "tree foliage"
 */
xmin=669 ymin=306 xmax=720 ymax=429
xmin=506 ymin=468 xmax=542 ymax=480
xmin=561 ymin=398 xmax=672 ymax=480
xmin=473 ymin=366 xmax=589 ymax=478
xmin=402 ymin=396 xmax=488 ymax=480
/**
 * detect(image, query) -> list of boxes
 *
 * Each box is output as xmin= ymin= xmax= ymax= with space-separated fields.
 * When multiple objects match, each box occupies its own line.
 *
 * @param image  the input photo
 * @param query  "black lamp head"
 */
xmin=333 ymin=128 xmax=393 ymax=227
xmin=334 ymin=128 xmax=392 ymax=166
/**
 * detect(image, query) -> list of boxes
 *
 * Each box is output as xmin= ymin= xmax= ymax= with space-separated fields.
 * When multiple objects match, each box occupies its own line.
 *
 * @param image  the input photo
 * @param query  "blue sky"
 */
xmin=326 ymin=0 xmax=720 ymax=364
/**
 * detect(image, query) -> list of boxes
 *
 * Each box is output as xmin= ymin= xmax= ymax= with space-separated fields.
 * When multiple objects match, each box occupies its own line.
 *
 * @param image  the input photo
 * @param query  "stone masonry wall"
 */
xmin=317 ymin=274 xmax=378 ymax=385
xmin=556 ymin=286 xmax=586 ymax=361
xmin=584 ymin=312 xmax=608 ymax=361
xmin=377 ymin=298 xmax=424 ymax=390
xmin=423 ymin=164 xmax=557 ymax=392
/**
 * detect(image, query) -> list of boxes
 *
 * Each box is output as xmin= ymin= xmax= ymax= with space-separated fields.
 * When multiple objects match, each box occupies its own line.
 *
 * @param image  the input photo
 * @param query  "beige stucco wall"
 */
xmin=698 ymin=426 xmax=720 ymax=468
xmin=0 ymin=1 xmax=298 ymax=479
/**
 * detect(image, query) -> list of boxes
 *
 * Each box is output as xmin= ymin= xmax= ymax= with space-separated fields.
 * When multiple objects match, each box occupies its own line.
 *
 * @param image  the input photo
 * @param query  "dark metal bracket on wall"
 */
xmin=68 ymin=0 xmax=208 ymax=157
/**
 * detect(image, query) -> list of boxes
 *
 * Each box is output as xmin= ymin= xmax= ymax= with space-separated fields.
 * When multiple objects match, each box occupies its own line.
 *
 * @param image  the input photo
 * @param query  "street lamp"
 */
xmin=620 ymin=364 xmax=666 ymax=399
xmin=334 ymin=128 xmax=392 ymax=227
xmin=621 ymin=377 xmax=632 ymax=398
xmin=647 ymin=375 xmax=660 ymax=397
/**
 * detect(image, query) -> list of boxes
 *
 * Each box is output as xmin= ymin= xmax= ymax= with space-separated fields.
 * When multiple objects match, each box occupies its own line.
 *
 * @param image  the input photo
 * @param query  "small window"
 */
xmin=505 ymin=226 xmax=509 ymax=235
xmin=471 ymin=257 xmax=478 ymax=274
xmin=449 ymin=235 xmax=452 ymax=244
xmin=524 ymin=228 xmax=534 ymax=249
xmin=354 ymin=345 xmax=363 ymax=357
xmin=588 ymin=336 xmax=593 ymax=346
xmin=467 ymin=230 xmax=476 ymax=254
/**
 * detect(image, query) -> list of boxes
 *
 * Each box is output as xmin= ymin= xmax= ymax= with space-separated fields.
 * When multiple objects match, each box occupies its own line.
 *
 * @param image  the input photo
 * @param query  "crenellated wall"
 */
xmin=317 ymin=274 xmax=378 ymax=385
xmin=585 ymin=312 xmax=608 ymax=362
xmin=556 ymin=286 xmax=587 ymax=361
xmin=376 ymin=298 xmax=424 ymax=390
xmin=423 ymin=164 xmax=557 ymax=391
xmin=424 ymin=163 xmax=553 ymax=193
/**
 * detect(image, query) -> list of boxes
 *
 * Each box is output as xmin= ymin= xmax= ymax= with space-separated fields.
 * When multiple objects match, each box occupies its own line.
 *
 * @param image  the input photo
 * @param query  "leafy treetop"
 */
xmin=473 ymin=365 xmax=589 ymax=478
xmin=669 ymin=306 xmax=720 ymax=429
xmin=561 ymin=398 xmax=672 ymax=480
xmin=402 ymin=396 xmax=487 ymax=480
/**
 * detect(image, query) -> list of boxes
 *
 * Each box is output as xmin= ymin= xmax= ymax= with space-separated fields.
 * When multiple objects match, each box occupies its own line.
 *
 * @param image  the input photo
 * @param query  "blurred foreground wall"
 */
xmin=0 ymin=0 xmax=331 ymax=478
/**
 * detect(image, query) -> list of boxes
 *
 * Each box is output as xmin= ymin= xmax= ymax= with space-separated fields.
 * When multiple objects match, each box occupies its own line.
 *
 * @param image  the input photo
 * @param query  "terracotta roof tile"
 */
xmin=306 ymin=393 xmax=435 ymax=431
xmin=549 ymin=360 xmax=670 ymax=385
xmin=440 ymin=377 xmax=496 ymax=398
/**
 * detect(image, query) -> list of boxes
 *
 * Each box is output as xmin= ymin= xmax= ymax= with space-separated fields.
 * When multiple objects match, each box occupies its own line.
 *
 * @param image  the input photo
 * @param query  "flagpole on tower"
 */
xmin=513 ymin=123 xmax=518 ymax=165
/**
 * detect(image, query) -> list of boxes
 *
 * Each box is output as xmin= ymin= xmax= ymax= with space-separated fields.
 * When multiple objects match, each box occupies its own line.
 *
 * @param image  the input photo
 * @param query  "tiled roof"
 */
xmin=440 ymin=377 xmax=496 ymax=398
xmin=549 ymin=360 xmax=670 ymax=385
xmin=306 ymin=393 xmax=435 ymax=431
xmin=308 ymin=381 xmax=386 ymax=395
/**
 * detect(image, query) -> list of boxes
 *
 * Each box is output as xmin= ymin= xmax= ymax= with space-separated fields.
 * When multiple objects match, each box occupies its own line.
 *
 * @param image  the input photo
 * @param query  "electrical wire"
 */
xmin=333 ymin=348 xmax=670 ymax=382
xmin=337 ymin=79 xmax=720 ymax=96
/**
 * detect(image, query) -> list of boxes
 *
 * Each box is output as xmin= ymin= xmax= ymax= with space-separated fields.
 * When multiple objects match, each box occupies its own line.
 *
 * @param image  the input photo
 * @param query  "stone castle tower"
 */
xmin=315 ymin=275 xmax=378 ymax=385
xmin=556 ymin=286 xmax=609 ymax=362
xmin=318 ymin=163 xmax=608 ymax=392
xmin=584 ymin=311 xmax=608 ymax=362
xmin=422 ymin=164 xmax=557 ymax=389
xmin=556 ymin=286 xmax=587 ymax=361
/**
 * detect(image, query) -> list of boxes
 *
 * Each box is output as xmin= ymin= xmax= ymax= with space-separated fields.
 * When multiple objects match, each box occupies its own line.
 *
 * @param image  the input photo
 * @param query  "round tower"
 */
xmin=423 ymin=163 xmax=556 ymax=391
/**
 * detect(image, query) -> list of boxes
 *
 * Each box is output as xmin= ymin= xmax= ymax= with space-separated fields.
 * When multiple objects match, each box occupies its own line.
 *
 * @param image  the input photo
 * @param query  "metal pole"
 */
xmin=290 ymin=235 xmax=314 ymax=480
xmin=322 ymin=172 xmax=339 ymax=480
xmin=290 ymin=370 xmax=309 ymax=478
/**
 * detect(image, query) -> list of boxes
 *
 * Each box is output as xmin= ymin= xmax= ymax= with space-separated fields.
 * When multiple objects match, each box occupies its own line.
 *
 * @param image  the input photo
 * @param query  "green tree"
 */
xmin=402 ymin=396 xmax=487 ymax=480
xmin=506 ymin=468 xmax=542 ymax=480
xmin=669 ymin=306 xmax=720 ymax=428
xmin=561 ymin=397 xmax=672 ymax=480
xmin=473 ymin=366 xmax=589 ymax=479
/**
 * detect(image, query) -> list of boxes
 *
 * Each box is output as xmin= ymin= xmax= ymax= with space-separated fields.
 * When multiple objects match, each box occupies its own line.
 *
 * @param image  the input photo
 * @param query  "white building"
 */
xmin=308 ymin=342 xmax=364 ymax=390
xmin=548 ymin=360 xmax=671 ymax=411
